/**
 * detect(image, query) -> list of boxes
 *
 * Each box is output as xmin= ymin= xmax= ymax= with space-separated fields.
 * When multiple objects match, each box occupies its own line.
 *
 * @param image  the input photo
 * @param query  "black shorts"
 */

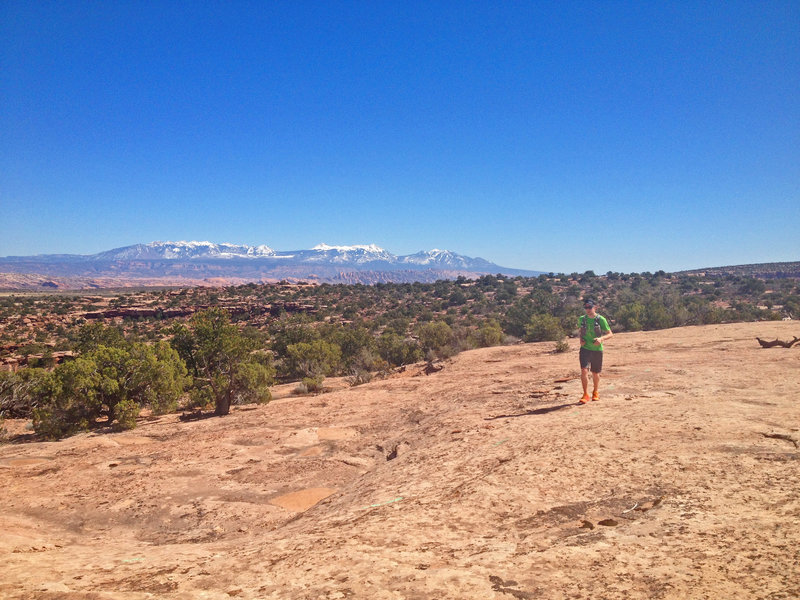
xmin=579 ymin=347 xmax=603 ymax=373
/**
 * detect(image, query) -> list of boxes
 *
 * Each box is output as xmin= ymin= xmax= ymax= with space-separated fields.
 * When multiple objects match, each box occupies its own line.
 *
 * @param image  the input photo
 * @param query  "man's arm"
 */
xmin=598 ymin=317 xmax=613 ymax=343
xmin=597 ymin=329 xmax=613 ymax=343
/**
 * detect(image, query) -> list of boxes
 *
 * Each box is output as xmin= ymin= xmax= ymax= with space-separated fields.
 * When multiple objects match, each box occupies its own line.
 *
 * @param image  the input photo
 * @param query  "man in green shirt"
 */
xmin=578 ymin=300 xmax=612 ymax=404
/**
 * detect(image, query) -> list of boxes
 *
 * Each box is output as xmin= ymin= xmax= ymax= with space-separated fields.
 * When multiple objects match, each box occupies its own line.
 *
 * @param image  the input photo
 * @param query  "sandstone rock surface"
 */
xmin=1 ymin=321 xmax=798 ymax=599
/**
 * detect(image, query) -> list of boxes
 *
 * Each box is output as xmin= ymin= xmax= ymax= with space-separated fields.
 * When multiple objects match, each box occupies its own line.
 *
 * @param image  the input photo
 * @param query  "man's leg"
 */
xmin=581 ymin=368 xmax=590 ymax=394
xmin=580 ymin=367 xmax=591 ymax=402
xmin=579 ymin=348 xmax=591 ymax=403
xmin=591 ymin=350 xmax=603 ymax=400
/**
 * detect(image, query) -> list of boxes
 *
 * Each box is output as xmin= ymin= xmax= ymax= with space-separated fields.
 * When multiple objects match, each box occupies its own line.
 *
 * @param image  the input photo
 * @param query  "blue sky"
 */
xmin=1 ymin=1 xmax=798 ymax=273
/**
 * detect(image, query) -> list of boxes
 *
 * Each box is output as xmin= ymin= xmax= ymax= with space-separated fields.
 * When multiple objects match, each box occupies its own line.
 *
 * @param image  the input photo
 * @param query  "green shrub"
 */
xmin=231 ymin=360 xmax=273 ymax=405
xmin=524 ymin=314 xmax=565 ymax=342
xmin=643 ymin=300 xmax=673 ymax=330
xmin=475 ymin=319 xmax=504 ymax=347
xmin=73 ymin=322 xmax=126 ymax=353
xmin=286 ymin=339 xmax=342 ymax=380
xmin=144 ymin=342 xmax=189 ymax=415
xmin=301 ymin=375 xmax=325 ymax=393
xmin=323 ymin=325 xmax=375 ymax=370
xmin=31 ymin=340 xmax=188 ymax=439
xmin=417 ymin=321 xmax=453 ymax=359
xmin=616 ymin=302 xmax=645 ymax=331
xmin=554 ymin=338 xmax=570 ymax=353
xmin=377 ymin=332 xmax=422 ymax=366
xmin=174 ymin=308 xmax=274 ymax=416
xmin=113 ymin=398 xmax=140 ymax=431
xmin=344 ymin=348 xmax=385 ymax=386
xmin=32 ymin=359 xmax=97 ymax=439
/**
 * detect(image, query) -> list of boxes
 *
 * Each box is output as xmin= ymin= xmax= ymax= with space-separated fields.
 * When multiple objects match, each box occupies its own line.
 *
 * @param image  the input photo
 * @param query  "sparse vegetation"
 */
xmin=171 ymin=308 xmax=273 ymax=416
xmin=30 ymin=336 xmax=188 ymax=439
xmin=554 ymin=338 xmax=570 ymax=353
xmin=1 ymin=265 xmax=798 ymax=438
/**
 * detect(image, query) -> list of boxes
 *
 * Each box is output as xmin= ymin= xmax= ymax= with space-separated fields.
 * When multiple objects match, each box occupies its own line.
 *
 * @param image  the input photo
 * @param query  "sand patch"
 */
xmin=111 ymin=435 xmax=155 ymax=446
xmin=282 ymin=428 xmax=319 ymax=448
xmin=0 ymin=457 xmax=53 ymax=468
xmin=316 ymin=427 xmax=358 ymax=441
xmin=270 ymin=488 xmax=337 ymax=511
xmin=299 ymin=446 xmax=324 ymax=457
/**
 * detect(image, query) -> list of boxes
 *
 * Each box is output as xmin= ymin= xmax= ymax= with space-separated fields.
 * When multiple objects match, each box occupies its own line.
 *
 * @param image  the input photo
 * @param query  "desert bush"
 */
xmin=417 ymin=321 xmax=453 ymax=358
xmin=475 ymin=319 xmax=504 ymax=347
xmin=615 ymin=302 xmax=645 ymax=331
xmin=553 ymin=338 xmax=570 ymax=353
xmin=323 ymin=325 xmax=375 ymax=370
xmin=0 ymin=368 xmax=52 ymax=419
xmin=174 ymin=308 xmax=274 ymax=416
xmin=738 ymin=277 xmax=767 ymax=295
xmin=285 ymin=339 xmax=342 ymax=380
xmin=144 ymin=342 xmax=189 ymax=415
xmin=267 ymin=315 xmax=319 ymax=357
xmin=376 ymin=332 xmax=421 ymax=366
xmin=112 ymin=398 xmax=140 ymax=431
xmin=448 ymin=289 xmax=468 ymax=306
xmin=502 ymin=298 xmax=536 ymax=338
xmin=345 ymin=347 xmax=386 ymax=386
xmin=346 ymin=367 xmax=373 ymax=386
xmin=31 ymin=363 xmax=93 ymax=439
xmin=524 ymin=313 xmax=564 ymax=342
xmin=643 ymin=300 xmax=673 ymax=330
xmin=301 ymin=375 xmax=325 ymax=393
xmin=31 ymin=341 xmax=188 ymax=438
xmin=229 ymin=359 xmax=273 ymax=405
xmin=382 ymin=318 xmax=411 ymax=336
xmin=73 ymin=322 xmax=126 ymax=353
xmin=449 ymin=325 xmax=475 ymax=354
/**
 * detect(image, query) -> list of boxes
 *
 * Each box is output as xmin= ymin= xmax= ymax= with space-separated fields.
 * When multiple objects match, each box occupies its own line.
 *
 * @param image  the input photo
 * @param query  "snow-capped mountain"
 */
xmin=400 ymin=249 xmax=498 ymax=270
xmin=85 ymin=241 xmax=500 ymax=269
xmin=93 ymin=241 xmax=276 ymax=260
xmin=0 ymin=241 xmax=541 ymax=289
xmin=300 ymin=244 xmax=396 ymax=264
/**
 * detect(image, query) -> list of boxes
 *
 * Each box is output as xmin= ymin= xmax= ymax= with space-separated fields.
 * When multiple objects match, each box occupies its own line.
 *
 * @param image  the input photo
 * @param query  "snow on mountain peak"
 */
xmin=399 ymin=248 xmax=481 ymax=268
xmin=312 ymin=243 xmax=386 ymax=253
xmin=306 ymin=243 xmax=394 ymax=264
xmin=94 ymin=241 xmax=277 ymax=260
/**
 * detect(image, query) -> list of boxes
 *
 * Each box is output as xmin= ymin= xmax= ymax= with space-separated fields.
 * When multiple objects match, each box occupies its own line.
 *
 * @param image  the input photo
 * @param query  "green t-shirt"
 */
xmin=579 ymin=314 xmax=611 ymax=351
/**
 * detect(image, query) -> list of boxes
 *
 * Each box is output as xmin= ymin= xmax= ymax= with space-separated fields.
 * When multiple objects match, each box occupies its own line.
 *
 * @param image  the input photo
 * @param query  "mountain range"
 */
xmin=0 ymin=241 xmax=541 ymax=289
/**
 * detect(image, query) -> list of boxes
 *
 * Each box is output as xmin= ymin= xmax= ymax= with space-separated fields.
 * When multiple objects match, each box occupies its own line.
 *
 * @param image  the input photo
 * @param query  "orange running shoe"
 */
xmin=580 ymin=393 xmax=590 ymax=404
xmin=592 ymin=391 xmax=599 ymax=401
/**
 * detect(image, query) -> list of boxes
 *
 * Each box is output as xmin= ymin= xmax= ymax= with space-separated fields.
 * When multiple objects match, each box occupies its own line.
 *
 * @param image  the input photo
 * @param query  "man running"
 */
xmin=578 ymin=300 xmax=612 ymax=404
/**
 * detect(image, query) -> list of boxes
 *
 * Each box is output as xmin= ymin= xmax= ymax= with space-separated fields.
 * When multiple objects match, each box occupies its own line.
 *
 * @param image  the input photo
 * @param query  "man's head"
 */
xmin=584 ymin=300 xmax=596 ymax=316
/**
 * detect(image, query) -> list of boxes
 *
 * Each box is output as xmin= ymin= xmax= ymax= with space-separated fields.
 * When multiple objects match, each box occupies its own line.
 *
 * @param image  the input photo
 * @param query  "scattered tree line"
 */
xmin=1 ymin=309 xmax=273 ymax=439
xmin=1 ymin=269 xmax=797 ymax=439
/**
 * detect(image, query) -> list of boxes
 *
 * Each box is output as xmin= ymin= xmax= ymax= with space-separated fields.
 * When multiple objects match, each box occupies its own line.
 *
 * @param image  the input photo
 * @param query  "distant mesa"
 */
xmin=0 ymin=240 xmax=542 ymax=290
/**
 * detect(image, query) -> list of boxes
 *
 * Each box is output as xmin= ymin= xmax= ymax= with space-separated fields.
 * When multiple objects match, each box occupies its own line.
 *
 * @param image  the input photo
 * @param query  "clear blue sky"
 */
xmin=1 ymin=1 xmax=798 ymax=273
